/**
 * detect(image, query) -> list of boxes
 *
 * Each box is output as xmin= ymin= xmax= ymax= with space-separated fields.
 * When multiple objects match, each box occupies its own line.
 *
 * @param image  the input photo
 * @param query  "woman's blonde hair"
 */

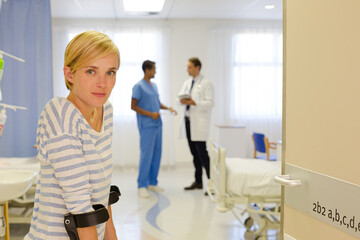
xmin=64 ymin=31 xmax=120 ymax=90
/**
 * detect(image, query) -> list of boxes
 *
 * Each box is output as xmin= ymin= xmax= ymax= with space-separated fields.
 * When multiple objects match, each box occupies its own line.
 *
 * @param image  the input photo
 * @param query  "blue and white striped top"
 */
xmin=25 ymin=97 xmax=114 ymax=240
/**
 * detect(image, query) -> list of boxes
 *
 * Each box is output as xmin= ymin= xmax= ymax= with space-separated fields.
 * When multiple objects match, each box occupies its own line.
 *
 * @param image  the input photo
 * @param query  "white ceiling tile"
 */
xmin=50 ymin=0 xmax=282 ymax=19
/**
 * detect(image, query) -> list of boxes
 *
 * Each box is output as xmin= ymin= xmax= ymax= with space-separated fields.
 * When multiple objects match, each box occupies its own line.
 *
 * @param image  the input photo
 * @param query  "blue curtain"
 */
xmin=0 ymin=0 xmax=52 ymax=157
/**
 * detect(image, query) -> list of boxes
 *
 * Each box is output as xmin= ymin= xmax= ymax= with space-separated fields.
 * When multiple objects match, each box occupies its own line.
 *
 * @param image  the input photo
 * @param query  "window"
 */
xmin=232 ymin=30 xmax=283 ymax=118
xmin=112 ymin=31 xmax=160 ymax=117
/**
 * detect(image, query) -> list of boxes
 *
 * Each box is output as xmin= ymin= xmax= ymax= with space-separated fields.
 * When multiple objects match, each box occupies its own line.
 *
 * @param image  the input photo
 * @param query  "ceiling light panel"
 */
xmin=123 ymin=0 xmax=165 ymax=12
xmin=264 ymin=4 xmax=275 ymax=10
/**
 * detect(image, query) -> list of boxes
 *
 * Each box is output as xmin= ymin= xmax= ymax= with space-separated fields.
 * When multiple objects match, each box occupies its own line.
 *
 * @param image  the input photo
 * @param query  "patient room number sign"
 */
xmin=312 ymin=201 xmax=359 ymax=233
xmin=285 ymin=164 xmax=360 ymax=239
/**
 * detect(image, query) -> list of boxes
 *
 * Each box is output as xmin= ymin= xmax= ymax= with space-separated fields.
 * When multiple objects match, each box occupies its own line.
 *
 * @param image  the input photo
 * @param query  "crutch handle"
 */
xmin=108 ymin=185 xmax=121 ymax=205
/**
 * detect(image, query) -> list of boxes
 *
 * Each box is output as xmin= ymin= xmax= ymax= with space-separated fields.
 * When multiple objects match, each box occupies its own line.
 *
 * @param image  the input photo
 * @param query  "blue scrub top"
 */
xmin=132 ymin=79 xmax=162 ymax=130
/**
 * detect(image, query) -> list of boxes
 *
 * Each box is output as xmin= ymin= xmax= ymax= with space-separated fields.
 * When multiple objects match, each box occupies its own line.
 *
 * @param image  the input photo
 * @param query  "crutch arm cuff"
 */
xmin=64 ymin=204 xmax=109 ymax=229
xmin=64 ymin=204 xmax=109 ymax=240
xmin=108 ymin=185 xmax=121 ymax=205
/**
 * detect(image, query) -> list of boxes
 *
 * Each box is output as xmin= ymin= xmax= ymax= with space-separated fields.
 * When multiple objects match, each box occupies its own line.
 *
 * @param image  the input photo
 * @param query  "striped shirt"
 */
xmin=25 ymin=97 xmax=113 ymax=240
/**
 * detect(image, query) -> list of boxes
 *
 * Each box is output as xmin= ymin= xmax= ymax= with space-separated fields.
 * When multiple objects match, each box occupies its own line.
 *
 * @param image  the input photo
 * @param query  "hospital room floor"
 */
xmin=5 ymin=166 xmax=279 ymax=240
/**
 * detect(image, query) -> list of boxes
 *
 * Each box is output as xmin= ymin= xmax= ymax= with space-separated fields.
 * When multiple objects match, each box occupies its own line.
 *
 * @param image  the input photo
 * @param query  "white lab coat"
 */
xmin=178 ymin=74 xmax=214 ymax=141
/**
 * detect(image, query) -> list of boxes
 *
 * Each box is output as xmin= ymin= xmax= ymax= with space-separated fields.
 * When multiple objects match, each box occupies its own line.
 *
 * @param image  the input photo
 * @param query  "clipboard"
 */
xmin=178 ymin=93 xmax=191 ymax=99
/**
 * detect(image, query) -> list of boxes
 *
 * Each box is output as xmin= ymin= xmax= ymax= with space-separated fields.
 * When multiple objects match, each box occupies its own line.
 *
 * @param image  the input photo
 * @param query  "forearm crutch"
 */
xmin=64 ymin=185 xmax=121 ymax=240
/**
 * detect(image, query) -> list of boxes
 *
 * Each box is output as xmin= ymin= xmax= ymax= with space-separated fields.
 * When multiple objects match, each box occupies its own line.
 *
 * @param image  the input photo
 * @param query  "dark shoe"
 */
xmin=204 ymin=191 xmax=215 ymax=196
xmin=184 ymin=182 xmax=203 ymax=190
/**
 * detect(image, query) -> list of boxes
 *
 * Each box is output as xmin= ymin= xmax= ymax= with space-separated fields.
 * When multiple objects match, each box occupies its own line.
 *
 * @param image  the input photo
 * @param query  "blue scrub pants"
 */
xmin=138 ymin=126 xmax=162 ymax=188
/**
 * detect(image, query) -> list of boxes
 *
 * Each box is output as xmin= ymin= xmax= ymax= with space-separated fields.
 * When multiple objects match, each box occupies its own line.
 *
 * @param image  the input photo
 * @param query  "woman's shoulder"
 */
xmin=40 ymin=97 xmax=83 ymax=134
xmin=43 ymin=97 xmax=70 ymax=110
xmin=42 ymin=97 xmax=77 ymax=117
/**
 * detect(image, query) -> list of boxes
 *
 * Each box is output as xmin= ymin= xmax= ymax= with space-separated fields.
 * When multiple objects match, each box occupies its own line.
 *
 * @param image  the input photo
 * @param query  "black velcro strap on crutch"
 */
xmin=108 ymin=185 xmax=121 ymax=205
xmin=64 ymin=204 xmax=109 ymax=240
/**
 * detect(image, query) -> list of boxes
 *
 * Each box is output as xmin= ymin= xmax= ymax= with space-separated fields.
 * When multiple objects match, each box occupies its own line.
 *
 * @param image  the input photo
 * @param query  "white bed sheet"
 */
xmin=226 ymin=158 xmax=281 ymax=197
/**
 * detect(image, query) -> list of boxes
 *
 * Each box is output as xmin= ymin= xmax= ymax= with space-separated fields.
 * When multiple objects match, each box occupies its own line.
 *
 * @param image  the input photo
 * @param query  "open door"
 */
xmin=280 ymin=0 xmax=360 ymax=239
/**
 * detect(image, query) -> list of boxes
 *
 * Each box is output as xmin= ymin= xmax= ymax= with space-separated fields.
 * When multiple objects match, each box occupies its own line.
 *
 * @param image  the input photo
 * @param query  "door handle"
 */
xmin=274 ymin=175 xmax=301 ymax=187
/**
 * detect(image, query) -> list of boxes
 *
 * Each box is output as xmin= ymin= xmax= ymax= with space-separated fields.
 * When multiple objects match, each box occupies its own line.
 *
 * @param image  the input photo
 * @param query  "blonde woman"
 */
xmin=25 ymin=31 xmax=120 ymax=240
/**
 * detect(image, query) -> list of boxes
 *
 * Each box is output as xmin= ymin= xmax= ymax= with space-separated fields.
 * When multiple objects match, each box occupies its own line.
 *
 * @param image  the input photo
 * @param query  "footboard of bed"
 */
xmin=208 ymin=140 xmax=232 ymax=212
xmin=208 ymin=140 xmax=281 ymax=238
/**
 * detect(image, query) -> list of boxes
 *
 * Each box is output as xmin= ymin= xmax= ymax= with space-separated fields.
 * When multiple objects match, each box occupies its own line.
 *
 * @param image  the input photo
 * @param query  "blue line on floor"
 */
xmin=145 ymin=192 xmax=171 ymax=235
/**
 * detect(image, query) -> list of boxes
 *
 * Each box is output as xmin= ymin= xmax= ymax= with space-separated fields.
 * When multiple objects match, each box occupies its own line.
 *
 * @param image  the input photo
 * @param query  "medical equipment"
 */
xmin=0 ymin=103 xmax=27 ymax=138
xmin=0 ymin=50 xmax=25 ymax=101
xmin=207 ymin=141 xmax=281 ymax=239
xmin=64 ymin=185 xmax=121 ymax=240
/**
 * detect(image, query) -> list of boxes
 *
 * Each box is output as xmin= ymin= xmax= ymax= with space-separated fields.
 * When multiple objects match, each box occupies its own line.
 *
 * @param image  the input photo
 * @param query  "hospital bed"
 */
xmin=0 ymin=157 xmax=39 ymax=223
xmin=207 ymin=141 xmax=281 ymax=239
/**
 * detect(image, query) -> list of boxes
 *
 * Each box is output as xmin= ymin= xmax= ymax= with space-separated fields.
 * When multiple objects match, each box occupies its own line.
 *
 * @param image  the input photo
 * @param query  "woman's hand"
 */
xmin=77 ymin=226 xmax=98 ymax=240
xmin=104 ymin=205 xmax=118 ymax=240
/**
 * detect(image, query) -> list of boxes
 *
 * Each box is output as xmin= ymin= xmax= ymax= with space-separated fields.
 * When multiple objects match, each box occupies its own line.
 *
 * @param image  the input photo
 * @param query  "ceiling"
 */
xmin=50 ymin=0 xmax=282 ymax=20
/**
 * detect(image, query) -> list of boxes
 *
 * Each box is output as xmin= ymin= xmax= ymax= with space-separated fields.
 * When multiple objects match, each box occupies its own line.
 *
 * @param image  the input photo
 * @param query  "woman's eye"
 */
xmin=107 ymin=71 xmax=116 ymax=76
xmin=86 ymin=69 xmax=95 ymax=74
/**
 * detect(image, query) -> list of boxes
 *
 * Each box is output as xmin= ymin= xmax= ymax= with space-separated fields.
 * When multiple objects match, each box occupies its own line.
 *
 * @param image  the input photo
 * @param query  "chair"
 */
xmin=252 ymin=132 xmax=277 ymax=161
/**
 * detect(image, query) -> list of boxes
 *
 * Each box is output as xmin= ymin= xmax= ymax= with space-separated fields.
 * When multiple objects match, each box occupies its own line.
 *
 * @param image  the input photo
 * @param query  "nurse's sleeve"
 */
xmin=132 ymin=84 xmax=142 ymax=101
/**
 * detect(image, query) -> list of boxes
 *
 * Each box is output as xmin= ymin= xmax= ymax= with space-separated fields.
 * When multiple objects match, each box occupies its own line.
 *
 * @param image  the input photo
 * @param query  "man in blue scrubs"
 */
xmin=131 ymin=60 xmax=177 ymax=198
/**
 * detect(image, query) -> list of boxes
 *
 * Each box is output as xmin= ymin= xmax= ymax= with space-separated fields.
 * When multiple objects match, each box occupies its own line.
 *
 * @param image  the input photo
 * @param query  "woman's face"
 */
xmin=65 ymin=54 xmax=118 ymax=110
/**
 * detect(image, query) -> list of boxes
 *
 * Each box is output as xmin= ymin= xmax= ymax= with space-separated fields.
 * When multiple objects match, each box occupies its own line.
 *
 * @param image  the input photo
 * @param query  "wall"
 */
xmin=284 ymin=0 xmax=360 ymax=238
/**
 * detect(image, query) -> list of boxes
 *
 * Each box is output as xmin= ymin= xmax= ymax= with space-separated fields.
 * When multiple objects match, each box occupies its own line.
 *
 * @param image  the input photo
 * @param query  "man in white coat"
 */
xmin=178 ymin=57 xmax=214 ymax=193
